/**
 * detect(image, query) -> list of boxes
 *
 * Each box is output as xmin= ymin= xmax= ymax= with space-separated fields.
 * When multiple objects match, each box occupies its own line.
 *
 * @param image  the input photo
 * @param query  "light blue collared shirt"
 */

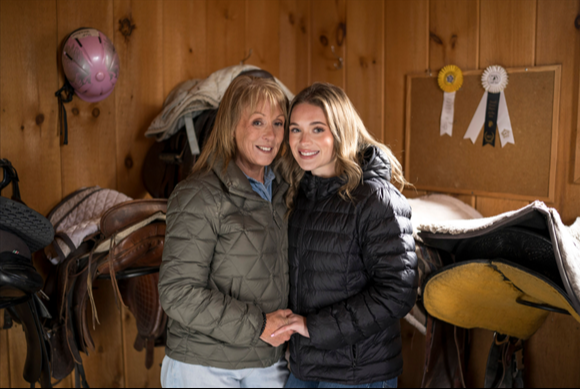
xmin=243 ymin=166 xmax=275 ymax=203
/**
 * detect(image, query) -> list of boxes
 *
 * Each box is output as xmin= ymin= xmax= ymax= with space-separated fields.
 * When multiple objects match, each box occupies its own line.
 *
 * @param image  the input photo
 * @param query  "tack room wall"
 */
xmin=1 ymin=0 xmax=579 ymax=387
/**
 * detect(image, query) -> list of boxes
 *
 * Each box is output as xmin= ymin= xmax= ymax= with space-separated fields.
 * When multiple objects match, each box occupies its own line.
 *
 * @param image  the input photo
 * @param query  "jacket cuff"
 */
xmin=250 ymin=305 xmax=265 ymax=346
xmin=306 ymin=313 xmax=322 ymax=348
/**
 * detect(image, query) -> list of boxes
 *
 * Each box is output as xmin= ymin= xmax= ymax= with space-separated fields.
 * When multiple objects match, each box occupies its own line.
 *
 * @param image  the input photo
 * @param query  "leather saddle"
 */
xmin=142 ymin=69 xmax=275 ymax=198
xmin=418 ymin=202 xmax=580 ymax=387
xmin=1 ymin=159 xmax=55 ymax=388
xmin=43 ymin=198 xmax=167 ymax=385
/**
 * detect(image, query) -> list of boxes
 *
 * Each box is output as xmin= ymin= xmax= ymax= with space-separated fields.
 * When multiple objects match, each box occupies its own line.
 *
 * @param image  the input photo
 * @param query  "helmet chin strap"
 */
xmin=54 ymin=78 xmax=75 ymax=145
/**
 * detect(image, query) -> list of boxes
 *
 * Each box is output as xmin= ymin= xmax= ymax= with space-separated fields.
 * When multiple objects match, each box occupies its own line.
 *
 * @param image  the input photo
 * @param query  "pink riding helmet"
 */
xmin=62 ymin=28 xmax=119 ymax=103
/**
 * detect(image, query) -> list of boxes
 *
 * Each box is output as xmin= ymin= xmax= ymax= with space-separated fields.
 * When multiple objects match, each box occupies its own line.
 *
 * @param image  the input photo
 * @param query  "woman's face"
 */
xmin=289 ymin=103 xmax=336 ymax=178
xmin=234 ymin=100 xmax=285 ymax=173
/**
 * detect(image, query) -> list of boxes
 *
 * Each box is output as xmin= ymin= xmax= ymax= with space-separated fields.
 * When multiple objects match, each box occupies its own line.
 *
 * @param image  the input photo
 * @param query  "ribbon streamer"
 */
xmin=464 ymin=91 xmax=514 ymax=147
xmin=440 ymin=92 xmax=456 ymax=136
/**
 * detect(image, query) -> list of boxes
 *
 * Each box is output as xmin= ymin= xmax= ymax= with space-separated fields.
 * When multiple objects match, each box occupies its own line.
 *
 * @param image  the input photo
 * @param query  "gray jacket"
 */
xmin=159 ymin=158 xmax=289 ymax=369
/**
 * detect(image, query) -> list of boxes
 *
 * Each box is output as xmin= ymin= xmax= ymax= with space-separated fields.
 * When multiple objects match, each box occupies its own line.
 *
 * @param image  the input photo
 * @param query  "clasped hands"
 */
xmin=259 ymin=309 xmax=310 ymax=347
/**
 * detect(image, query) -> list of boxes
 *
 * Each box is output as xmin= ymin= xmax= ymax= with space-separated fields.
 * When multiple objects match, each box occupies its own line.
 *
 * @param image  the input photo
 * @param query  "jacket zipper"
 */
xmin=295 ymin=199 xmax=315 ymax=315
xmin=293 ymin=199 xmax=315 ymax=379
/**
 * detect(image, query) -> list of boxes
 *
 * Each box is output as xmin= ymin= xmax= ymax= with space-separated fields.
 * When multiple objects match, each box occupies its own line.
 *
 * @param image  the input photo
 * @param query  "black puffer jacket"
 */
xmin=288 ymin=146 xmax=418 ymax=385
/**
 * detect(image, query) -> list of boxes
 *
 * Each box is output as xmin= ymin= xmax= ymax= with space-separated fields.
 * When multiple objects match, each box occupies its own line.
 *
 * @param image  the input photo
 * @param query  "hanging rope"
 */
xmin=55 ymin=80 xmax=75 ymax=145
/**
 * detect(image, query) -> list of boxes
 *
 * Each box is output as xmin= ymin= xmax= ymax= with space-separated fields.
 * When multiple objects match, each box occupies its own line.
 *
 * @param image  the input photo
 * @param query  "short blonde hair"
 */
xmin=277 ymin=82 xmax=409 ymax=213
xmin=192 ymin=76 xmax=290 ymax=175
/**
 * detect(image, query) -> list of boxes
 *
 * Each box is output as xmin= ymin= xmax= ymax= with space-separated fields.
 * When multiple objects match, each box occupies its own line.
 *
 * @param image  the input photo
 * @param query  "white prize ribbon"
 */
xmin=440 ymin=92 xmax=456 ymax=136
xmin=463 ymin=66 xmax=514 ymax=147
xmin=497 ymin=91 xmax=514 ymax=147
xmin=464 ymin=91 xmax=488 ymax=143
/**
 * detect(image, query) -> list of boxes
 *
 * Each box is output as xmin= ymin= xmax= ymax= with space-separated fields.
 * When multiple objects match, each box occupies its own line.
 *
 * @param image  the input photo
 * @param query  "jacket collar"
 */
xmin=300 ymin=145 xmax=392 ymax=201
xmin=212 ymin=156 xmax=287 ymax=201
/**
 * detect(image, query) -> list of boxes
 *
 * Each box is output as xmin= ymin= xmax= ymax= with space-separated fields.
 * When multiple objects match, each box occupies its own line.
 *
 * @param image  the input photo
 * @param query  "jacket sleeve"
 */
xmin=158 ymin=183 xmax=264 ymax=347
xmin=306 ymin=185 xmax=418 ymax=350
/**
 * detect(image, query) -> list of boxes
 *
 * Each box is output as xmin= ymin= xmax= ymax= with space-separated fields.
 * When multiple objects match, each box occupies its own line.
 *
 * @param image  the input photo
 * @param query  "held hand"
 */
xmin=260 ymin=309 xmax=293 ymax=347
xmin=271 ymin=314 xmax=310 ymax=339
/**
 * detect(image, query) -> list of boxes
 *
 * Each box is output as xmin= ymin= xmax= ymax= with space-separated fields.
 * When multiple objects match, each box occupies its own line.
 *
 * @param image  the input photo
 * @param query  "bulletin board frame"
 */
xmin=405 ymin=65 xmax=561 ymax=202
xmin=575 ymin=74 xmax=580 ymax=184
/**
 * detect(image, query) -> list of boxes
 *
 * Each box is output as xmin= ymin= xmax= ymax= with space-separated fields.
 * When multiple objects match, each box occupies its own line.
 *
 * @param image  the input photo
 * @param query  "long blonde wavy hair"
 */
xmin=191 ymin=75 xmax=289 ymax=175
xmin=277 ymin=82 xmax=408 ymax=213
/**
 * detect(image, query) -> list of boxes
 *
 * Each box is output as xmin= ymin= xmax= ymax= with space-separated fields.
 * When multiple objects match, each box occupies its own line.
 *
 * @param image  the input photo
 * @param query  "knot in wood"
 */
xmin=359 ymin=57 xmax=369 ymax=69
xmin=118 ymin=17 xmax=136 ymax=38
xmin=319 ymin=35 xmax=329 ymax=47
xmin=450 ymin=34 xmax=458 ymax=49
xmin=575 ymin=15 xmax=580 ymax=30
xmin=336 ymin=23 xmax=346 ymax=47
xmin=430 ymin=32 xmax=443 ymax=45
xmin=35 ymin=114 xmax=45 ymax=125
xmin=92 ymin=108 xmax=100 ymax=118
xmin=125 ymin=155 xmax=134 ymax=169
xmin=288 ymin=13 xmax=295 ymax=25
xmin=72 ymin=107 xmax=80 ymax=116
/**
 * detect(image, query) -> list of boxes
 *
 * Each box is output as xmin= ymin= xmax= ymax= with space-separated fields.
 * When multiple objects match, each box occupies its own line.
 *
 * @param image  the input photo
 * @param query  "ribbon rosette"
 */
xmin=464 ymin=65 xmax=514 ymax=147
xmin=438 ymin=65 xmax=463 ymax=136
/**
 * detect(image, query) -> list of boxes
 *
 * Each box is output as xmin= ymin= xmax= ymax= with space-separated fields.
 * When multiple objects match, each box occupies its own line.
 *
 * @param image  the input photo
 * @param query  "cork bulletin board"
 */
xmin=405 ymin=65 xmax=561 ymax=202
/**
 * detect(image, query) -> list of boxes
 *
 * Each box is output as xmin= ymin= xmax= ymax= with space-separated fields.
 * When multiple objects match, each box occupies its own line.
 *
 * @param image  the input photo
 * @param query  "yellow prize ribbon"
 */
xmin=438 ymin=65 xmax=463 ymax=93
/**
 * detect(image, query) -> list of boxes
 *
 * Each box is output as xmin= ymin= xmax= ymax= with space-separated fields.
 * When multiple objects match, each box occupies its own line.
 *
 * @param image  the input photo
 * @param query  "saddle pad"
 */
xmin=46 ymin=187 xmax=132 ymax=264
xmin=423 ymin=260 xmax=580 ymax=339
xmin=407 ymin=194 xmax=483 ymax=240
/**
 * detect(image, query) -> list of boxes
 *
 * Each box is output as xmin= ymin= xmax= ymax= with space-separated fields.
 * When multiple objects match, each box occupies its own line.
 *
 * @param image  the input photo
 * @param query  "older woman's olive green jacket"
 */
xmin=159 ymin=158 xmax=289 ymax=370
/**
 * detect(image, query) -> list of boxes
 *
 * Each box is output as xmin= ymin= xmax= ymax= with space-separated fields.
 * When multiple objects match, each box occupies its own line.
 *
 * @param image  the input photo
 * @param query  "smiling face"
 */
xmin=288 ymin=103 xmax=337 ymax=178
xmin=234 ymin=100 xmax=285 ymax=181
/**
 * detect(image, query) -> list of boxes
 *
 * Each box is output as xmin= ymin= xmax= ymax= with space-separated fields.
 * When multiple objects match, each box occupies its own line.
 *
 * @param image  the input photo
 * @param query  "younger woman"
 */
xmin=274 ymin=83 xmax=418 ymax=388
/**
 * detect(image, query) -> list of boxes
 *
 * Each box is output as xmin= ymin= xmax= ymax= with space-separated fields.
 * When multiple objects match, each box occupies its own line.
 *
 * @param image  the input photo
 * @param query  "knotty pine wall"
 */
xmin=1 ymin=0 xmax=579 ymax=387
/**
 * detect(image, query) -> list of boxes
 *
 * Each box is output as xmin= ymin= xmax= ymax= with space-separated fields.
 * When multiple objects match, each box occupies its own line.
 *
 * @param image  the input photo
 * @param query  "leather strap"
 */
xmin=0 ymin=159 xmax=22 ymax=202
xmin=484 ymin=334 xmax=524 ymax=388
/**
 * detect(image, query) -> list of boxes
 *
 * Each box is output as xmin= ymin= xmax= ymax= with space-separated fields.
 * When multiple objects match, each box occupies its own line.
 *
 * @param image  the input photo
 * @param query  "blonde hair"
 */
xmin=277 ymin=82 xmax=408 ymax=213
xmin=191 ymin=75 xmax=289 ymax=175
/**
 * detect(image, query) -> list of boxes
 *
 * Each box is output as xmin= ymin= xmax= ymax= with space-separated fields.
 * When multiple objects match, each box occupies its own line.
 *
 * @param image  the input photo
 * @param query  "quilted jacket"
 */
xmin=288 ymin=146 xmax=418 ymax=385
xmin=159 ymin=157 xmax=289 ymax=370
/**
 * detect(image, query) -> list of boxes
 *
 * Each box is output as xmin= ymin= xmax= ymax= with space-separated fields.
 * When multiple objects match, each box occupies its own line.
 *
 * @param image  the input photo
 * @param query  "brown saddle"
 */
xmin=43 ymin=198 xmax=167 ymax=384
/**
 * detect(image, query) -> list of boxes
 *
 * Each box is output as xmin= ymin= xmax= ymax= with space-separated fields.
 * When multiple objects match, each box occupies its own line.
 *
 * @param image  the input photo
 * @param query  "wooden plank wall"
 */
xmin=0 ymin=0 xmax=579 ymax=387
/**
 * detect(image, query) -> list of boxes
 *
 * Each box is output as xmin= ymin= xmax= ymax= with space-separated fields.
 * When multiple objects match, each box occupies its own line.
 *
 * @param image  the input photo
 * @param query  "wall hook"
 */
xmin=330 ymin=46 xmax=343 ymax=70
xmin=240 ymin=49 xmax=253 ymax=65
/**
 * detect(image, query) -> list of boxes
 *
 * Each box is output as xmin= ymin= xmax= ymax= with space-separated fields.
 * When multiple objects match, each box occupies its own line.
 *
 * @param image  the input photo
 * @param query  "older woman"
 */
xmin=159 ymin=76 xmax=292 ymax=388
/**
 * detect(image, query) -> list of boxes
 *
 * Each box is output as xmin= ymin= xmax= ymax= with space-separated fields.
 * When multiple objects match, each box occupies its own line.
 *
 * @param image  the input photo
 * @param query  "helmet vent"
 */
xmin=65 ymin=52 xmax=73 ymax=61
xmin=75 ymin=38 xmax=82 ymax=47
xmin=98 ymin=36 xmax=102 ymax=44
